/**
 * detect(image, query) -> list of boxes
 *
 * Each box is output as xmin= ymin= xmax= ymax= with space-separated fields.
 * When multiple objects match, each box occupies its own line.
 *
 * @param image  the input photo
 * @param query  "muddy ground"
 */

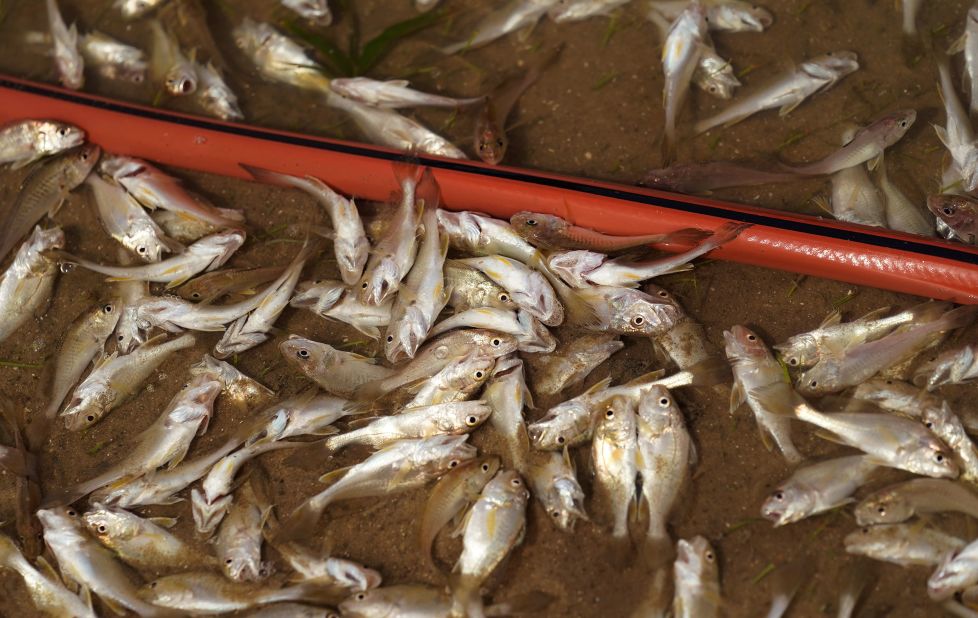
xmin=0 ymin=0 xmax=977 ymax=616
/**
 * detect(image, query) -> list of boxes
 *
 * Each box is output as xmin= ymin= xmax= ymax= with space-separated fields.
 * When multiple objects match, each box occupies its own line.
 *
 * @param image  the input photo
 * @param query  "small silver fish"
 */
xmin=427 ymin=307 xmax=556 ymax=353
xmin=323 ymin=401 xmax=490 ymax=452
xmin=577 ymin=285 xmax=682 ymax=336
xmin=0 ymin=119 xmax=84 ymax=168
xmin=442 ymin=0 xmax=558 ymax=54
xmin=233 ymin=19 xmax=332 ymax=93
xmin=949 ymin=6 xmax=978 ymax=115
xmin=484 ymin=355 xmax=533 ymax=470
xmin=854 ymin=478 xmax=978 ymax=526
xmin=876 ymin=155 xmax=935 ymax=236
xmin=761 ymin=455 xmax=878 ymax=526
xmin=282 ymin=0 xmax=332 ymax=25
xmin=930 ymin=538 xmax=978 ymax=601
xmin=444 ymin=260 xmax=520 ymax=313
xmin=452 ymin=255 xmax=563 ymax=326
xmin=0 ymin=534 xmax=95 ymax=617
xmin=936 ymin=62 xmax=978 ymax=193
xmin=0 ymin=226 xmax=64 ymax=344
xmin=291 ymin=281 xmax=393 ymax=339
xmin=529 ymin=333 xmax=623 ymax=396
xmin=846 ymin=524 xmax=964 ymax=568
xmin=87 ymin=173 xmax=176 ymax=261
xmin=139 ymin=572 xmax=341 ymax=613
xmin=786 ymin=110 xmax=916 ymax=176
xmin=914 ymin=345 xmax=978 ymax=390
xmin=195 ymin=61 xmax=243 ymax=121
xmin=526 ymin=450 xmax=587 ymax=531
xmin=661 ymin=3 xmax=707 ymax=153
xmin=330 ymin=77 xmax=482 ymax=109
xmin=149 ymin=19 xmax=197 ymax=96
xmin=550 ymin=0 xmax=631 ymax=22
xmin=216 ymin=483 xmax=273 ymax=582
xmin=673 ymin=536 xmax=720 ymax=618
xmin=116 ymin=0 xmax=168 ymax=19
xmin=280 ymin=336 xmax=394 ymax=398
xmin=83 ymin=503 xmax=212 ymax=571
xmin=650 ymin=0 xmax=772 ymax=32
xmin=693 ymin=40 xmax=740 ymax=99
xmin=80 ymin=31 xmax=147 ymax=83
xmin=404 ymin=354 xmax=495 ymax=408
xmin=46 ymin=0 xmax=83 ymax=89
xmin=815 ymin=140 xmax=886 ymax=227
xmin=592 ymin=396 xmax=639 ymax=539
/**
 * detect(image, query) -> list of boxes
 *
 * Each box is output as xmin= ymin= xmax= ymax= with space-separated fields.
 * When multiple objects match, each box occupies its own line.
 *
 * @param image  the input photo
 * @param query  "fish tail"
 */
xmin=391 ymin=157 xmax=425 ymax=192
xmin=415 ymin=167 xmax=441 ymax=212
xmin=653 ymin=227 xmax=713 ymax=246
xmin=686 ymin=357 xmax=731 ymax=387
xmin=40 ymin=468 xmax=127 ymax=508
xmin=449 ymin=573 xmax=485 ymax=618
xmin=533 ymin=256 xmax=600 ymax=329
xmin=936 ymin=305 xmax=978 ymax=332
xmin=708 ymin=221 xmax=752 ymax=247
xmin=267 ymin=581 xmax=347 ymax=606
xmin=273 ymin=498 xmax=328 ymax=544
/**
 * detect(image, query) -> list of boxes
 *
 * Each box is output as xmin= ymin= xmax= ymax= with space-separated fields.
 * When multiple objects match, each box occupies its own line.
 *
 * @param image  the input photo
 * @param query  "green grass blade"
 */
xmin=356 ymin=9 xmax=448 ymax=75
xmin=284 ymin=20 xmax=355 ymax=77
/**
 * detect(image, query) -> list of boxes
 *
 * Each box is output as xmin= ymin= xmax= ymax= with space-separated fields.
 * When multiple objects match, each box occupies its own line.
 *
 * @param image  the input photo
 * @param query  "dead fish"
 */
xmin=930 ymin=538 xmax=978 ymax=600
xmin=45 ymin=0 xmax=83 ymax=89
xmin=796 ymin=305 xmax=976 ymax=396
xmin=441 ymin=0 xmax=558 ymax=54
xmin=662 ymin=3 xmax=707 ymax=154
xmin=694 ymin=51 xmax=859 ymax=134
xmin=549 ymin=0 xmax=631 ymax=22
xmin=59 ymin=333 xmax=197 ymax=431
xmin=473 ymin=46 xmax=560 ymax=165
xmin=855 ymin=478 xmax=978 ymax=526
xmin=216 ymin=483 xmax=274 ymax=582
xmin=451 ymin=255 xmax=563 ymax=326
xmin=0 ymin=119 xmax=84 ymax=169
xmin=948 ymin=6 xmax=978 ymax=115
xmin=195 ymin=61 xmax=243 ymax=121
xmin=330 ymin=77 xmax=482 ymax=109
xmin=649 ymin=0 xmax=772 ymax=32
xmin=915 ymin=344 xmax=978 ymax=390
xmin=0 ymin=226 xmax=64 ymax=344
xmin=444 ymin=261 xmax=520 ymax=313
xmin=935 ymin=62 xmax=978 ymax=193
xmin=526 ymin=450 xmax=587 ymax=531
xmin=139 ymin=572 xmax=344 ymax=614
xmin=266 ymin=537 xmax=380 ymax=591
xmin=786 ymin=110 xmax=916 ymax=176
xmin=59 ymin=229 xmax=245 ymax=287
xmin=673 ymin=536 xmax=720 ymax=618
xmin=922 ymin=401 xmax=978 ymax=485
xmin=45 ymin=372 xmax=220 ymax=506
xmin=38 ymin=507 xmax=168 ymax=616
xmin=427 ymin=307 xmax=556 ymax=353
xmin=281 ymin=0 xmax=331 ymax=24
xmin=149 ymin=19 xmax=197 ymax=95
xmin=847 ymin=524 xmax=964 ymax=568
xmin=234 ymin=18 xmax=332 ymax=93
xmin=324 ymin=401 xmax=491 ymax=452
xmin=0 ymin=534 xmax=95 ymax=618
xmin=636 ymin=387 xmax=695 ymax=545
xmin=358 ymin=164 xmax=429 ymax=306
xmin=775 ymin=302 xmax=935 ymax=369
xmin=179 ymin=267 xmax=285 ymax=304
xmin=761 ymin=455 xmax=878 ymax=526
xmin=450 ymin=470 xmax=529 ymax=617
xmin=83 ymin=503 xmax=212 ymax=571
xmin=420 ymin=455 xmax=500 ymax=569
xmin=403 ymin=354 xmax=495 ymax=408
xmin=902 ymin=0 xmax=924 ymax=35
xmin=384 ymin=206 xmax=450 ymax=362
xmin=0 ymin=143 xmax=98 ymax=262
xmin=326 ymin=93 xmax=467 ymax=159
xmin=876 ymin=155 xmax=935 ymax=236
xmin=340 ymin=584 xmax=453 ymax=617
xmin=117 ymin=0 xmax=169 ymax=19
xmin=38 ymin=300 xmax=120 ymax=432
xmin=849 ymin=378 xmax=978 ymax=434
xmin=90 ymin=435 xmax=245 ymax=508
xmin=813 ymin=139 xmax=887 ymax=227
xmin=356 ymin=329 xmax=518 ymax=401
xmin=639 ymin=161 xmax=800 ymax=194
xmin=928 ymin=194 xmax=978 ymax=244
xmin=511 ymin=211 xmax=710 ymax=252
xmin=557 ymin=222 xmax=749 ymax=288
xmin=529 ymin=333 xmax=623 ymax=396
xmin=114 ymin=251 xmax=151 ymax=354
xmin=787 ymin=399 xmax=958 ymax=478
xmin=484 ymin=355 xmax=533 ymax=469
xmin=577 ymin=285 xmax=683 ymax=337
xmin=592 ymin=396 xmax=639 ymax=539
xmin=281 ymin=337 xmax=394 ymax=398
xmin=213 ymin=242 xmax=314 ymax=358
xmin=242 ymin=165 xmax=368 ymax=286
xmin=87 ymin=173 xmax=178 ymax=262
xmin=276 ymin=435 xmax=477 ymax=542
xmin=80 ymin=31 xmax=147 ymax=83
xmin=100 ymin=154 xmax=245 ymax=229
xmin=692 ymin=41 xmax=740 ymax=100
xmin=291 ymin=281 xmax=394 ymax=339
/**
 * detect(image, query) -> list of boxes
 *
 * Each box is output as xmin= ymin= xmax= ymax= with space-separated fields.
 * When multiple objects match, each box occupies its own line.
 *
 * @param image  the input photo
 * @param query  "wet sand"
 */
xmin=0 ymin=1 xmax=977 ymax=616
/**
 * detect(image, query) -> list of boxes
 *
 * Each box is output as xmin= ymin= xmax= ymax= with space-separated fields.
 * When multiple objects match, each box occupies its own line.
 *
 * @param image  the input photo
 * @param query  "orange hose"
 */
xmin=2 ymin=74 xmax=976 ymax=302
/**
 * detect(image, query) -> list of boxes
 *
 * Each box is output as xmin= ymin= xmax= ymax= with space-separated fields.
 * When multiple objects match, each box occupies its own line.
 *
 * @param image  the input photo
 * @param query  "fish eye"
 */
xmin=191 ymin=292 xmax=201 ymax=299
xmin=936 ymin=453 xmax=945 ymax=463
xmin=356 ymin=593 xmax=366 ymax=601
xmin=605 ymin=408 xmax=615 ymax=418
xmin=861 ymin=527 xmax=870 ymax=534
xmin=137 ymin=246 xmax=147 ymax=254
xmin=492 ymin=338 xmax=501 ymax=346
xmin=659 ymin=397 xmax=670 ymax=406
xmin=361 ymin=282 xmax=368 ymax=289
xmin=67 ymin=509 xmax=77 ymax=517
xmin=498 ymin=293 xmax=509 ymax=302
xmin=899 ymin=120 xmax=908 ymax=127
xmin=788 ymin=357 xmax=798 ymax=366
xmin=746 ymin=334 xmax=756 ymax=341
xmin=150 ymin=581 xmax=158 ymax=588
xmin=86 ymin=415 xmax=95 ymax=422
xmin=496 ymin=139 xmax=505 ymax=147
xmin=510 ymin=478 xmax=522 ymax=486
xmin=474 ymin=371 xmax=484 ymax=379
xmin=58 ymin=127 xmax=68 ymax=136
xmin=708 ymin=85 xmax=718 ymax=93
xmin=556 ymin=436 xmax=566 ymax=444
xmin=481 ymin=463 xmax=490 ymax=472
xmin=386 ymin=336 xmax=394 ymax=343
xmin=877 ymin=506 xmax=886 ymax=515
xmin=297 ymin=348 xmax=310 ymax=359
xmin=225 ymin=559 xmax=233 ymax=565
xmin=103 ymin=304 xmax=113 ymax=313
xmin=117 ymin=335 xmax=124 ymax=341
xmin=943 ymin=207 xmax=954 ymax=215
xmin=526 ymin=219 xmax=537 ymax=226
xmin=657 ymin=290 xmax=668 ymax=298
xmin=632 ymin=316 xmax=644 ymax=326
xmin=705 ymin=551 xmax=715 ymax=562
xmin=449 ymin=460 xmax=459 ymax=468
xmin=773 ymin=491 xmax=784 ymax=500
xmin=97 ymin=525 xmax=106 ymax=533
xmin=551 ymin=510 xmax=560 ymax=518
xmin=466 ymin=415 xmax=479 ymax=425
xmin=809 ymin=380 xmax=817 ymax=388
xmin=925 ymin=421 xmax=934 ymax=429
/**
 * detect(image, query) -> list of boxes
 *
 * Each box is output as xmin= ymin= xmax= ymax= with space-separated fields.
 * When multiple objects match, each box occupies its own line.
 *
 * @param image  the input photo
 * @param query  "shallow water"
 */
xmin=0 ymin=1 xmax=976 ymax=616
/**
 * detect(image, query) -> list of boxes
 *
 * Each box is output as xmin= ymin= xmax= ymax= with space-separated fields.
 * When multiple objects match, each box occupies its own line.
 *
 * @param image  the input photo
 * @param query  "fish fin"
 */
xmin=779 ymin=99 xmax=804 ymax=116
xmin=625 ymin=369 xmax=666 ymax=386
xmin=756 ymin=422 xmax=775 ymax=452
xmin=728 ymin=380 xmax=746 ymax=414
xmin=46 ymin=197 xmax=67 ymax=219
xmin=318 ymin=465 xmax=354 ymax=485
xmin=933 ymin=124 xmax=951 ymax=148
xmin=311 ymin=425 xmax=340 ymax=437
xmin=582 ymin=376 xmax=613 ymax=396
xmin=142 ymin=514 xmax=178 ymax=528
xmin=949 ymin=33 xmax=967 ymax=55
xmin=35 ymin=554 xmax=60 ymax=583
xmin=164 ymin=276 xmax=191 ymax=290
xmin=79 ymin=585 xmax=93 ymax=611
xmin=416 ymin=168 xmax=441 ymax=213
xmin=686 ymin=357 xmax=731 ymax=387
xmin=818 ymin=309 xmax=843 ymax=329
xmin=101 ymin=596 xmax=128 ymax=616
xmin=345 ymin=417 xmax=379 ymax=429
xmin=747 ymin=383 xmax=802 ymax=416
xmin=812 ymin=429 xmax=846 ymax=445
xmin=352 ymin=324 xmax=381 ymax=340
xmin=657 ymin=228 xmax=712 ymax=246
xmin=855 ymin=306 xmax=891 ymax=322
xmin=687 ymin=438 xmax=699 ymax=467
xmin=867 ymin=154 xmax=882 ymax=171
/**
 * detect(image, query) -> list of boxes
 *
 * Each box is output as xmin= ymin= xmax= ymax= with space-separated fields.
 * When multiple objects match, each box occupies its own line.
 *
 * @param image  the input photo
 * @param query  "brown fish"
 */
xmin=510 ymin=211 xmax=710 ymax=252
xmin=474 ymin=46 xmax=562 ymax=165
xmin=928 ymin=194 xmax=977 ymax=244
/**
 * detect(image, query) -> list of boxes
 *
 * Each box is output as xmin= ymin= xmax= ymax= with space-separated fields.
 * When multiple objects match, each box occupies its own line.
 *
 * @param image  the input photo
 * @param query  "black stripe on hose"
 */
xmin=4 ymin=76 xmax=977 ymax=266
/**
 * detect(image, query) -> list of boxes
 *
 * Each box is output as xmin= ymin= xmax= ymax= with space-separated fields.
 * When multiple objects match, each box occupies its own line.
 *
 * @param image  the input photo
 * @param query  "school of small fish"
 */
xmin=3 ymin=0 xmax=978 ymax=617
